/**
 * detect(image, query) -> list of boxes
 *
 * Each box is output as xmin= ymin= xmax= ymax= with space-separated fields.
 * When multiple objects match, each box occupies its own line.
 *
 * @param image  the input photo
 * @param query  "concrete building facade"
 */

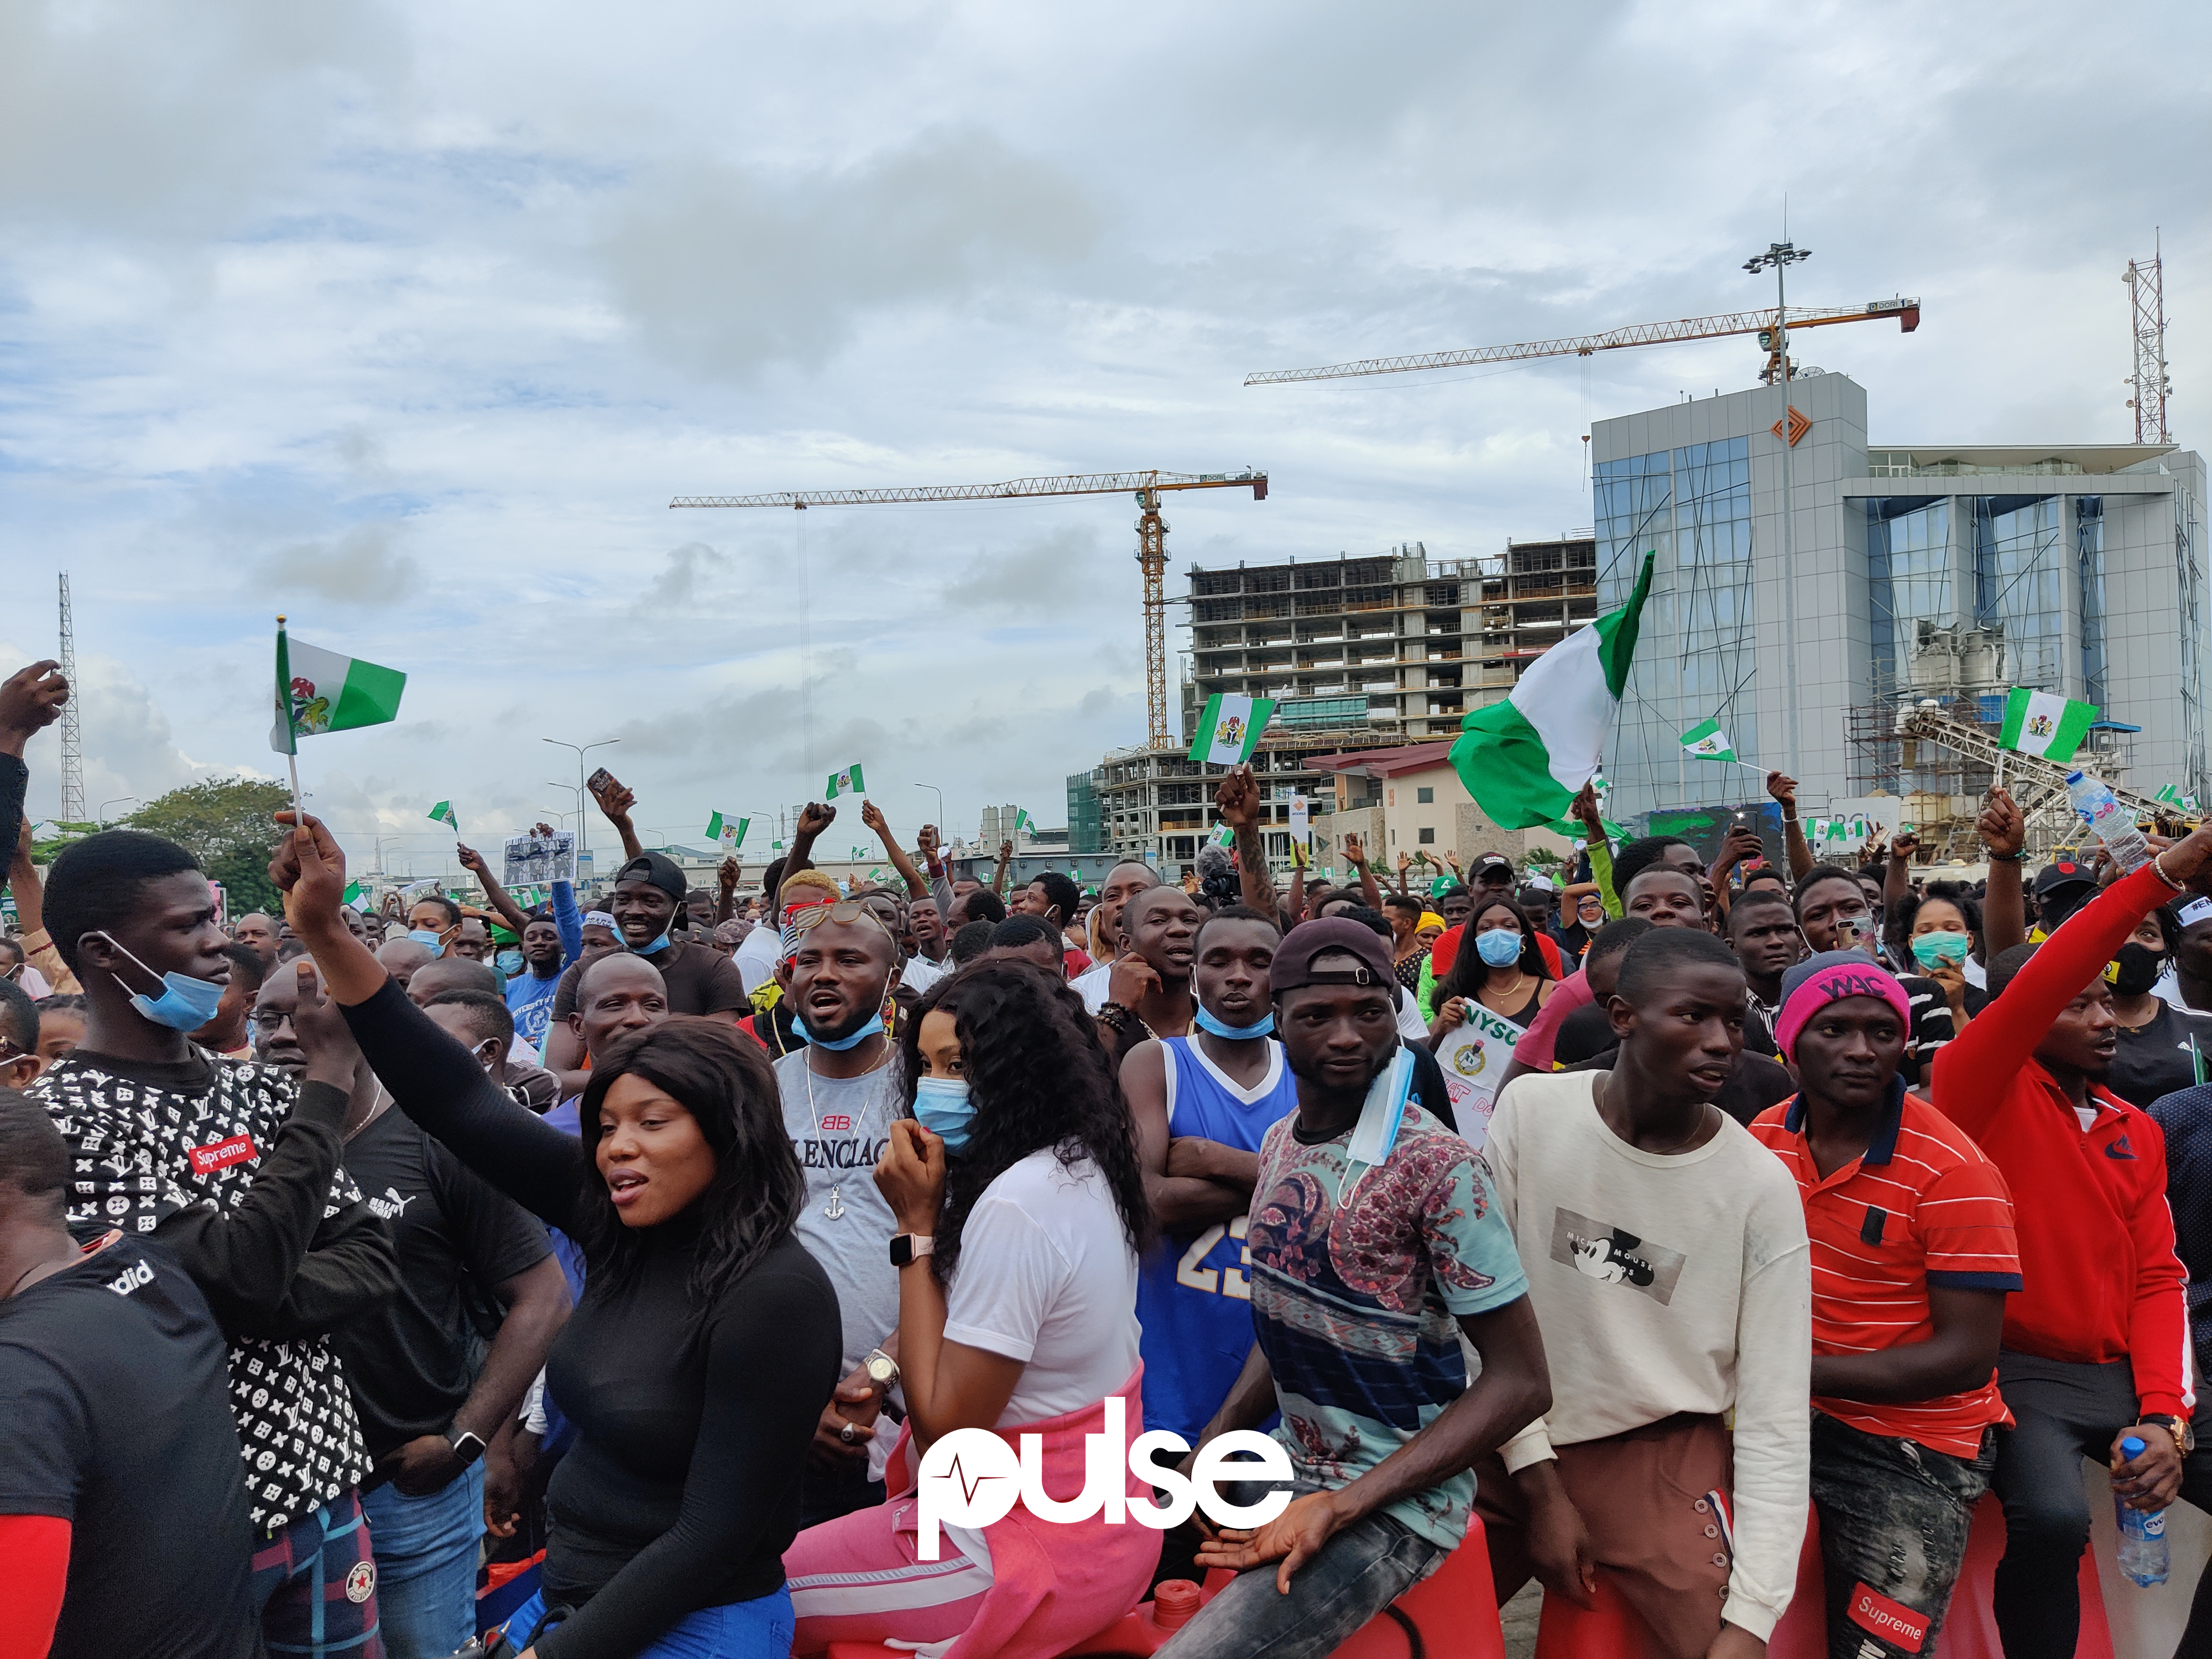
xmin=1593 ymin=372 xmax=2207 ymax=820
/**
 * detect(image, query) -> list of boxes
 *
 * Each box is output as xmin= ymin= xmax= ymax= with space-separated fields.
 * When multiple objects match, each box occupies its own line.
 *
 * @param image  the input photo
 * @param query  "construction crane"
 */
xmin=1244 ymin=298 xmax=1920 ymax=388
xmin=672 ymin=469 xmax=1268 ymax=750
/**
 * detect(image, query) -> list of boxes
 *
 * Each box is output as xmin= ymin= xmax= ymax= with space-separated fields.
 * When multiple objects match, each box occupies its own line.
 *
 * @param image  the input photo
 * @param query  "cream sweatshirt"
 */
xmin=1483 ymin=1071 xmax=1811 ymax=1642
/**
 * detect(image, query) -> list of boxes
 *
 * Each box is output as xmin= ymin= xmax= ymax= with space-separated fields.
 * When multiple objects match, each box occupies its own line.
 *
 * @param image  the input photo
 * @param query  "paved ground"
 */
xmin=1500 ymin=1580 xmax=1542 ymax=1658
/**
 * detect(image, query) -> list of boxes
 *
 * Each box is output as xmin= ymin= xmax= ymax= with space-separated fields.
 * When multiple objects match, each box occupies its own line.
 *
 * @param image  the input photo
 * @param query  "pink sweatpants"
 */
xmin=785 ymin=1493 xmax=995 ymax=1655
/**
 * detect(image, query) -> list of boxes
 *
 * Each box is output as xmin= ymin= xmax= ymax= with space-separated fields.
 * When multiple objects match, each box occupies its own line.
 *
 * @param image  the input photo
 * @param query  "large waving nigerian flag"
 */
xmin=1448 ymin=553 xmax=1655 ymax=828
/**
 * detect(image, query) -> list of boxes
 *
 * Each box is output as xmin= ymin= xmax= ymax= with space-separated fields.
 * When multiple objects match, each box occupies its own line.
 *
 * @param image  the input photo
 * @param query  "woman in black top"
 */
xmin=274 ymin=815 xmax=839 ymax=1659
xmin=2107 ymin=902 xmax=2212 ymax=1108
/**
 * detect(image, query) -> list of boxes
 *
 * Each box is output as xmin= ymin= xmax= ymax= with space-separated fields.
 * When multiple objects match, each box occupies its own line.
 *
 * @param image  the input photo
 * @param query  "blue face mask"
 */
xmin=639 ymin=932 xmax=673 ymax=956
xmin=495 ymin=949 xmax=524 ymax=977
xmin=1194 ymin=1006 xmax=1275 ymax=1040
xmin=1474 ymin=928 xmax=1524 ymax=968
xmin=913 ymin=1076 xmax=975 ymax=1152
xmin=791 ymin=1013 xmax=885 ymax=1051
xmin=97 ymin=932 xmax=228 ymax=1033
xmin=407 ymin=929 xmax=447 ymax=958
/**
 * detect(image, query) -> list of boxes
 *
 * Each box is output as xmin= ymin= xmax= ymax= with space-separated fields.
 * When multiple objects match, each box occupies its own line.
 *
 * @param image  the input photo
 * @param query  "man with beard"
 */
xmin=1931 ymin=823 xmax=2212 ymax=1659
xmin=775 ymin=901 xmax=907 ymax=1527
xmin=1157 ymin=918 xmax=1548 ymax=1659
xmin=1095 ymin=883 xmax=1203 ymax=1066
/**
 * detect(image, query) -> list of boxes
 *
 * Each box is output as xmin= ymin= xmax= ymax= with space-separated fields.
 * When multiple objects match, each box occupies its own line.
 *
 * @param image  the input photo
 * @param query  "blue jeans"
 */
xmin=1155 ymin=1481 xmax=1444 ymax=1659
xmin=499 ymin=1585 xmax=796 ymax=1657
xmin=361 ymin=1464 xmax=484 ymax=1659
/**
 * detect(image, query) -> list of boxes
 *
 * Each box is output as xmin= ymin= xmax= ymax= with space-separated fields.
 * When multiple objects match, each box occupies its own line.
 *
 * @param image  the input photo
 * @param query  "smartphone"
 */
xmin=586 ymin=767 xmax=618 ymax=795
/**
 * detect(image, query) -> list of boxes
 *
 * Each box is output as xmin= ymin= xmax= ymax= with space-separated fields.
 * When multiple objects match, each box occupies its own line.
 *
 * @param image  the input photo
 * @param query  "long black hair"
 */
xmin=570 ymin=1017 xmax=805 ymax=1313
xmin=896 ymin=961 xmax=1151 ymax=1287
xmin=1435 ymin=894 xmax=1551 ymax=1004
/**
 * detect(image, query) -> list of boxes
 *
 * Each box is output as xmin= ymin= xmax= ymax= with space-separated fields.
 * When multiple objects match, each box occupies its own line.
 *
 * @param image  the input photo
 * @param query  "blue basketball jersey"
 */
xmin=1135 ymin=1035 xmax=1302 ymax=1442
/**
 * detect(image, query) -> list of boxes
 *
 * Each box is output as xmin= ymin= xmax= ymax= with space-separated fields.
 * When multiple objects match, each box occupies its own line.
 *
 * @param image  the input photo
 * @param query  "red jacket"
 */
xmin=1932 ymin=864 xmax=2194 ymax=1418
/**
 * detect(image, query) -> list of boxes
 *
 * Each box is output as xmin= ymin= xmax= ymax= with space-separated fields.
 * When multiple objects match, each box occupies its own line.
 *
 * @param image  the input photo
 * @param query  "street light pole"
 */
xmin=542 ymin=738 xmax=620 ymax=863
xmin=913 ymin=782 xmax=945 ymax=833
xmin=1745 ymin=238 xmax=1812 ymax=779
xmin=98 ymin=796 xmax=138 ymax=824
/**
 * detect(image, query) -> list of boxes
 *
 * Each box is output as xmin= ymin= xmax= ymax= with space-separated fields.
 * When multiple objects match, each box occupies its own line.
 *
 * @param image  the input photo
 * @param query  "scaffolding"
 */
xmin=1848 ymin=697 xmax=2164 ymax=861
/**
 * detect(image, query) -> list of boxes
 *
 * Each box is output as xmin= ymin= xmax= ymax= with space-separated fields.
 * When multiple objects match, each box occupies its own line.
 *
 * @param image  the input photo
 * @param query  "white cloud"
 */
xmin=0 ymin=0 xmax=2205 ymax=860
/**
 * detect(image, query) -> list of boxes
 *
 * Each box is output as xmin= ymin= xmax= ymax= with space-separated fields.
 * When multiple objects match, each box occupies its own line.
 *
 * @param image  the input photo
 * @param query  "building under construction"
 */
xmin=1068 ymin=533 xmax=1597 ymax=870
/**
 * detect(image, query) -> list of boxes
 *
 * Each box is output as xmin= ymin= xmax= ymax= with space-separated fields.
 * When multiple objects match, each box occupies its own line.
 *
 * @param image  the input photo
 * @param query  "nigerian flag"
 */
xmin=1013 ymin=808 xmax=1034 ymax=836
xmin=826 ymin=763 xmax=866 ymax=799
xmin=1190 ymin=694 xmax=1275 ymax=766
xmin=1680 ymin=718 xmax=1737 ymax=764
xmin=706 ymin=811 xmax=747 ymax=849
xmin=2157 ymin=785 xmax=2201 ymax=813
xmin=271 ymin=622 xmax=406 ymax=754
xmin=1449 ymin=554 xmax=1655 ymax=828
xmin=1997 ymin=687 xmax=2096 ymax=762
xmin=428 ymin=801 xmax=458 ymax=831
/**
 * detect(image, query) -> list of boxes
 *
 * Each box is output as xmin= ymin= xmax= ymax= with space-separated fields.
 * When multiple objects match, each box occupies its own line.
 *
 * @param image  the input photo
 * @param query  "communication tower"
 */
xmin=2127 ymin=237 xmax=2172 ymax=446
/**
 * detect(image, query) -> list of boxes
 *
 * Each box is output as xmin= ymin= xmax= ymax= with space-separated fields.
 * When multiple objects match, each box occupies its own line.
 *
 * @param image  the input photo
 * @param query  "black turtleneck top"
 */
xmin=341 ymin=980 xmax=840 ymax=1659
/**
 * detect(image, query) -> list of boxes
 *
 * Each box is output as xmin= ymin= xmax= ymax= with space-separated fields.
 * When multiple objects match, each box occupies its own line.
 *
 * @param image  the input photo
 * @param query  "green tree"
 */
xmin=125 ymin=777 xmax=292 ymax=917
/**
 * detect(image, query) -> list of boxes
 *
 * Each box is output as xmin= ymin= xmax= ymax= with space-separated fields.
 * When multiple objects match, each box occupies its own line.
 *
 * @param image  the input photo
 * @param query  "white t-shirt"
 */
xmin=1071 ymin=959 xmax=1114 ymax=1014
xmin=733 ymin=922 xmax=781 ymax=995
xmin=942 ymin=1149 xmax=1141 ymax=1427
xmin=901 ymin=953 xmax=950 ymax=997
xmin=1395 ymin=986 xmax=1429 ymax=1041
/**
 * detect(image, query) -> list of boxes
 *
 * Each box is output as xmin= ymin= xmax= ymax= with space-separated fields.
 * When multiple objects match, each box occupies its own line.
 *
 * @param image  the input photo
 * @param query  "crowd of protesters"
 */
xmin=7 ymin=650 xmax=2212 ymax=1659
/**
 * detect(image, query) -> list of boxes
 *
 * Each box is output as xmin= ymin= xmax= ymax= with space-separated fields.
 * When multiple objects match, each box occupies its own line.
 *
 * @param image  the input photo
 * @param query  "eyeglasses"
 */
xmin=785 ymin=900 xmax=901 ymax=951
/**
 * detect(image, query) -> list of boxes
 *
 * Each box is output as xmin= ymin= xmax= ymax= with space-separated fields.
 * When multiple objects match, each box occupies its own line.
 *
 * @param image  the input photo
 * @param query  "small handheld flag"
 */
xmin=1679 ymin=718 xmax=1736 ymax=764
xmin=1013 ymin=808 xmax=1034 ymax=837
xmin=1997 ymin=687 xmax=2096 ymax=763
xmin=706 ymin=812 xmax=748 ymax=850
xmin=1190 ymin=694 xmax=1276 ymax=767
xmin=428 ymin=801 xmax=459 ymax=833
xmin=273 ymin=625 xmax=406 ymax=755
xmin=826 ymin=763 xmax=867 ymax=799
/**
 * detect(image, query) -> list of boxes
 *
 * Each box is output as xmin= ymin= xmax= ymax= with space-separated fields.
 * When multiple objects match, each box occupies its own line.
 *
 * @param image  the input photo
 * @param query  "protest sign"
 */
xmin=1431 ymin=1003 xmax=1527 ymax=1146
xmin=503 ymin=830 xmax=576 ymax=886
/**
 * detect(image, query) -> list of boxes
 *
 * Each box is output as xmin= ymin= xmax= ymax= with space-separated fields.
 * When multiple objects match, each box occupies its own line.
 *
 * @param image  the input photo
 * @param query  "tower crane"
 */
xmin=1244 ymin=298 xmax=1919 ymax=387
xmin=672 ymin=468 xmax=1268 ymax=751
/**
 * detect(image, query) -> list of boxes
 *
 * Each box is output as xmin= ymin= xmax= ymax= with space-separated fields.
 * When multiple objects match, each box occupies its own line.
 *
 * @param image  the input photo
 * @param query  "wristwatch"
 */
xmin=889 ymin=1233 xmax=935 ymax=1269
xmin=447 ymin=1429 xmax=488 ymax=1468
xmin=863 ymin=1347 xmax=900 ymax=1389
xmin=2150 ymin=1415 xmax=2195 ymax=1457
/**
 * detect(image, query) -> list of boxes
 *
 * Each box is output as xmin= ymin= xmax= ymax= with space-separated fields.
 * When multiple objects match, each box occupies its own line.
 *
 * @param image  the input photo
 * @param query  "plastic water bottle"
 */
xmin=2068 ymin=772 xmax=2152 ymax=873
xmin=2115 ymin=1436 xmax=2171 ymax=1587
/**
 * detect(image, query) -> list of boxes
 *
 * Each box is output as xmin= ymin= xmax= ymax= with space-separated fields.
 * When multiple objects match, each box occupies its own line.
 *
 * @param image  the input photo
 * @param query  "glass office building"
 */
xmin=1589 ymin=373 xmax=2207 ymax=819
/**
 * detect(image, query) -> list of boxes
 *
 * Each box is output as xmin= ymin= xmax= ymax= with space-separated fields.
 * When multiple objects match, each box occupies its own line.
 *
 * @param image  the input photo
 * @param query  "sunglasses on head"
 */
xmin=785 ymin=900 xmax=900 ymax=947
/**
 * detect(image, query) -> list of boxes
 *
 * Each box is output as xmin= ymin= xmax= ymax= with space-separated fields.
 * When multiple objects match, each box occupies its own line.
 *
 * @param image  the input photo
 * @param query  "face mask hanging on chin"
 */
xmin=95 ymin=932 xmax=227 ymax=1032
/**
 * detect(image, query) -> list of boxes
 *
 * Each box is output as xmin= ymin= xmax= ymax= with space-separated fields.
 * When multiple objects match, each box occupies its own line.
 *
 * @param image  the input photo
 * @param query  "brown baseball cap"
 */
xmin=1269 ymin=917 xmax=1396 ymax=994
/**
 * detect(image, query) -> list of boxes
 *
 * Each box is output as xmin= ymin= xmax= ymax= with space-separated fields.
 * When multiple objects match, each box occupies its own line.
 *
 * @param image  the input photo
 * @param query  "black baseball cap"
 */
xmin=2031 ymin=859 xmax=2094 ymax=899
xmin=614 ymin=851 xmax=688 ymax=902
xmin=1270 ymin=918 xmax=1395 ymax=993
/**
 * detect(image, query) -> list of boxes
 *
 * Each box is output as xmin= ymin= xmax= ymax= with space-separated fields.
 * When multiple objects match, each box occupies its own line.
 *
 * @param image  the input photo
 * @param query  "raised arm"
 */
xmin=273 ymin=813 xmax=591 ymax=1230
xmin=550 ymin=875 xmax=583 ymax=964
xmin=1215 ymin=765 xmax=1277 ymax=916
xmin=991 ymin=838 xmax=1014 ymax=899
xmin=1768 ymin=772 xmax=1814 ymax=881
xmin=1568 ymin=785 xmax=1620 ymax=916
xmin=860 ymin=799 xmax=928 ymax=899
xmin=587 ymin=772 xmax=645 ymax=863
xmin=1977 ymin=789 xmax=2027 ymax=956
xmin=1342 ymin=832 xmax=1383 ymax=912
xmin=715 ymin=858 xmax=741 ymax=925
xmin=788 ymin=801 xmax=834 ymax=875
xmin=456 ymin=843 xmax=530 ymax=937
xmin=1934 ymin=833 xmax=2212 ymax=1139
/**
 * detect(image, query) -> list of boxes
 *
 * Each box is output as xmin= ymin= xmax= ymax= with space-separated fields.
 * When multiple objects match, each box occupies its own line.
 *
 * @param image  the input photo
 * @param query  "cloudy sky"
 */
xmin=3 ymin=0 xmax=2205 ymax=878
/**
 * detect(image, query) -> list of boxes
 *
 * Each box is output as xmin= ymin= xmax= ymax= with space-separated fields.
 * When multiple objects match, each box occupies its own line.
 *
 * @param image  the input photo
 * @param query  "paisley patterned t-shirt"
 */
xmin=1246 ymin=1100 xmax=1528 ymax=1547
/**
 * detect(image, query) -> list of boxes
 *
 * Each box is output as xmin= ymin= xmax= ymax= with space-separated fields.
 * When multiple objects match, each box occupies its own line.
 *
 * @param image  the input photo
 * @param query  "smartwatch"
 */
xmin=863 ymin=1348 xmax=900 ymax=1389
xmin=889 ymin=1234 xmax=935 ymax=1269
xmin=448 ymin=1429 xmax=488 ymax=1468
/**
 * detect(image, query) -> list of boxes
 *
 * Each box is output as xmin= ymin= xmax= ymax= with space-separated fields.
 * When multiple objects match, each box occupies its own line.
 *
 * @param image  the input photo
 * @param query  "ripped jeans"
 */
xmin=1808 ymin=1413 xmax=1996 ymax=1659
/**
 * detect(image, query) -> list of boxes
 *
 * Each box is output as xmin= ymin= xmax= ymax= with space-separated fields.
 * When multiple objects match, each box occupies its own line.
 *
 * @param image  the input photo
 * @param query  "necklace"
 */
xmin=1481 ymin=971 xmax=1530 ymax=1012
xmin=803 ymin=1036 xmax=891 ymax=1220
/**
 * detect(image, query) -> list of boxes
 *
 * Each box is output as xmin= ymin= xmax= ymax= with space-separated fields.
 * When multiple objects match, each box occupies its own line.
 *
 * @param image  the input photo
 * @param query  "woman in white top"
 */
xmin=785 ymin=962 xmax=1159 ymax=1658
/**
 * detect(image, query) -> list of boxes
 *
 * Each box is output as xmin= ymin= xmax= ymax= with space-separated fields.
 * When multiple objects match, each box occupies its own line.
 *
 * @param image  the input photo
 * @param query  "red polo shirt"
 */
xmin=1751 ymin=1082 xmax=2021 ymax=1455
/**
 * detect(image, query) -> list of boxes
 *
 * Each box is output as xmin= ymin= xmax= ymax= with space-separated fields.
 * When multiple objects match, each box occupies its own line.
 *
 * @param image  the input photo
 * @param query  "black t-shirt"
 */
xmin=550 ymin=940 xmax=748 ymax=1022
xmin=0 ymin=1242 xmax=259 ymax=1659
xmin=2109 ymin=1003 xmax=2212 ymax=1109
xmin=330 ymin=1107 xmax=553 ymax=1456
